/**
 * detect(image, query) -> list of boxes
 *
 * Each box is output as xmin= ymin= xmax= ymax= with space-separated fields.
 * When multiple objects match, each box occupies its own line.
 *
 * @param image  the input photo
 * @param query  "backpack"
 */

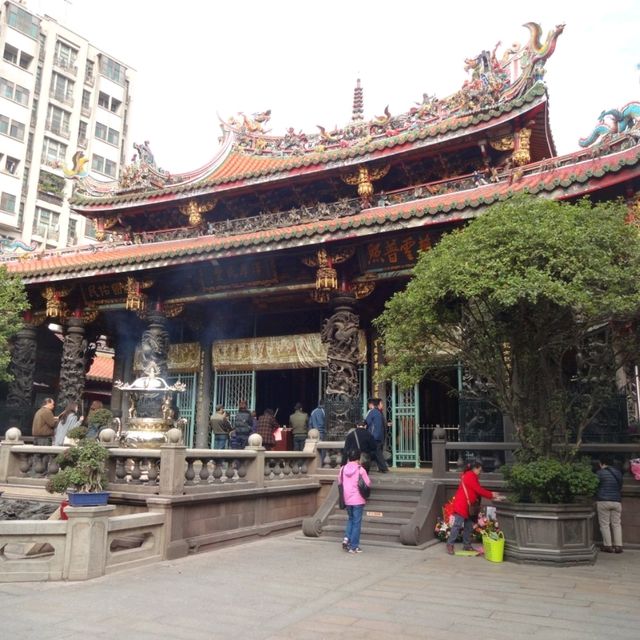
xmin=234 ymin=412 xmax=251 ymax=436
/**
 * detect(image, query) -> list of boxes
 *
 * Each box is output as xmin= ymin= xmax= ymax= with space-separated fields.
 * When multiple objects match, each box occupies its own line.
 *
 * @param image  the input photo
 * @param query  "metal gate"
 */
xmin=167 ymin=373 xmax=197 ymax=448
xmin=318 ymin=364 xmax=368 ymax=416
xmin=212 ymin=370 xmax=256 ymax=424
xmin=391 ymin=382 xmax=420 ymax=468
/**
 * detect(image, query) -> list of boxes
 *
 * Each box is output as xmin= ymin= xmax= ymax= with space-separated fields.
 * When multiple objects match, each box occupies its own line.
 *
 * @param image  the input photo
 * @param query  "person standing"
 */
xmin=210 ymin=405 xmax=232 ymax=449
xmin=446 ymin=460 xmax=498 ymax=554
xmin=596 ymin=456 xmax=623 ymax=553
xmin=339 ymin=449 xmax=371 ymax=554
xmin=289 ymin=402 xmax=309 ymax=451
xmin=257 ymin=408 xmax=279 ymax=451
xmin=342 ymin=421 xmax=377 ymax=473
xmin=365 ymin=398 xmax=388 ymax=473
xmin=309 ymin=401 xmax=326 ymax=440
xmin=53 ymin=402 xmax=83 ymax=446
xmin=32 ymin=398 xmax=59 ymax=445
xmin=233 ymin=400 xmax=253 ymax=449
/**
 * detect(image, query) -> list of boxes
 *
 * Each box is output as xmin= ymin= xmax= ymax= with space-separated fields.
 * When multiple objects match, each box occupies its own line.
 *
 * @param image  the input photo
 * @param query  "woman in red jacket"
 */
xmin=446 ymin=460 xmax=499 ymax=554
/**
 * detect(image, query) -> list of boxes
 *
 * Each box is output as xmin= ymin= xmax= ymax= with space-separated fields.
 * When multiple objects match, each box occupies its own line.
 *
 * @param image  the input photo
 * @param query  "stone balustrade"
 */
xmin=184 ymin=449 xmax=256 ymax=488
xmin=106 ymin=448 xmax=162 ymax=488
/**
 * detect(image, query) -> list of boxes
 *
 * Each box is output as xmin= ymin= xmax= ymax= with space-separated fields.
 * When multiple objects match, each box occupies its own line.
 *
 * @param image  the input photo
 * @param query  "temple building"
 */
xmin=2 ymin=22 xmax=639 ymax=466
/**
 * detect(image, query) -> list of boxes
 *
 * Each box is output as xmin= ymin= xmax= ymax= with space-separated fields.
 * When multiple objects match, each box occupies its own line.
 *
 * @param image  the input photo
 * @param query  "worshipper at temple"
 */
xmin=289 ymin=402 xmax=309 ymax=451
xmin=210 ymin=405 xmax=232 ymax=449
xmin=32 ymin=397 xmax=59 ymax=445
xmin=364 ymin=398 xmax=388 ymax=473
xmin=342 ymin=421 xmax=376 ymax=473
xmin=446 ymin=460 xmax=499 ymax=555
xmin=53 ymin=402 xmax=84 ymax=446
xmin=232 ymin=400 xmax=253 ymax=449
xmin=257 ymin=408 xmax=279 ymax=450
xmin=85 ymin=400 xmax=104 ymax=439
xmin=309 ymin=400 xmax=326 ymax=440
xmin=595 ymin=456 xmax=623 ymax=553
xmin=339 ymin=449 xmax=371 ymax=554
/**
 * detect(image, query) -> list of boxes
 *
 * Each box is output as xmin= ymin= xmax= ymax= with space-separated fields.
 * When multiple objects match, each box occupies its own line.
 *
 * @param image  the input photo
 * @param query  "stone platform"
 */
xmin=1 ymin=531 xmax=638 ymax=639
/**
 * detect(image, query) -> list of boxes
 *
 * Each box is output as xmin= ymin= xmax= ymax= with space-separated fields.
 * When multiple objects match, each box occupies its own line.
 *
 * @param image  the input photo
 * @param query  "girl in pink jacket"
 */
xmin=340 ymin=449 xmax=371 ymax=553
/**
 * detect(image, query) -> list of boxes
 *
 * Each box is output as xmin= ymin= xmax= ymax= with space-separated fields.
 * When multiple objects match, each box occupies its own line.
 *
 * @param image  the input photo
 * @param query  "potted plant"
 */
xmin=85 ymin=407 xmax=113 ymax=439
xmin=376 ymin=195 xmax=640 ymax=564
xmin=46 ymin=434 xmax=110 ymax=506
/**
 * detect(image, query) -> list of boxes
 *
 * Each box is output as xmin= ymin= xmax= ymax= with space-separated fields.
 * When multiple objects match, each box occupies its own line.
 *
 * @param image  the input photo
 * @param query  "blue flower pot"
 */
xmin=67 ymin=491 xmax=110 ymax=507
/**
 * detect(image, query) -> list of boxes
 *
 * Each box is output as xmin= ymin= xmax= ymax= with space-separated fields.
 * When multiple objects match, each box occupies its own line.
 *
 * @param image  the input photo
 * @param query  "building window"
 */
xmin=68 ymin=218 xmax=78 ymax=244
xmin=91 ymin=153 xmax=117 ymax=178
xmin=84 ymin=59 xmax=95 ymax=84
xmin=50 ymin=73 xmax=74 ymax=104
xmin=95 ymin=121 xmax=120 ymax=146
xmin=0 ymin=192 xmax=16 ymax=213
xmin=0 ymin=78 xmax=30 ymax=106
xmin=46 ymin=104 xmax=71 ymax=137
xmin=5 ymin=156 xmax=20 ymax=175
xmin=98 ymin=91 xmax=110 ymax=109
xmin=33 ymin=207 xmax=60 ymax=241
xmin=110 ymin=97 xmax=122 ymax=114
xmin=54 ymin=40 xmax=77 ymax=72
xmin=42 ymin=137 xmax=68 ymax=165
xmin=3 ymin=44 xmax=32 ymax=70
xmin=81 ymin=89 xmax=91 ymax=111
xmin=99 ymin=56 xmax=125 ymax=85
xmin=84 ymin=218 xmax=96 ymax=239
xmin=7 ymin=3 xmax=40 ymax=39
xmin=78 ymin=120 xmax=88 ymax=147
xmin=0 ymin=114 xmax=25 ymax=140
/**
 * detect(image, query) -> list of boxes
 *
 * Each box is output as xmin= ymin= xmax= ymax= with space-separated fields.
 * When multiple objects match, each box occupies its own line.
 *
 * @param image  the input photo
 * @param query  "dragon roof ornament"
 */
xmin=222 ymin=22 xmax=564 ymax=157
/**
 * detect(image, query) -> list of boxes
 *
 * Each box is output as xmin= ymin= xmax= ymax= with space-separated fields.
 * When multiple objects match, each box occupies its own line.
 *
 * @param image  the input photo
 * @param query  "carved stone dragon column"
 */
xmin=135 ymin=309 xmax=170 ymax=417
xmin=58 ymin=316 xmax=88 ymax=408
xmin=6 ymin=323 xmax=38 ymax=429
xmin=320 ymin=292 xmax=361 ymax=439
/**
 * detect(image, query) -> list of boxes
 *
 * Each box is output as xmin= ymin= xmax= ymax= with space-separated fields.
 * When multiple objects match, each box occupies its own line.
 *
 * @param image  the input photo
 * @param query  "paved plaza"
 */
xmin=1 ymin=533 xmax=638 ymax=640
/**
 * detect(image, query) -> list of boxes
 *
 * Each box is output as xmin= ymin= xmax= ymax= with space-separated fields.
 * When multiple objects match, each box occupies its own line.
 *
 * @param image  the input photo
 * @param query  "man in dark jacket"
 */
xmin=342 ymin=422 xmax=377 ymax=473
xmin=365 ymin=398 xmax=388 ymax=472
xmin=596 ymin=456 xmax=623 ymax=553
xmin=210 ymin=405 xmax=232 ymax=449
xmin=233 ymin=400 xmax=253 ymax=449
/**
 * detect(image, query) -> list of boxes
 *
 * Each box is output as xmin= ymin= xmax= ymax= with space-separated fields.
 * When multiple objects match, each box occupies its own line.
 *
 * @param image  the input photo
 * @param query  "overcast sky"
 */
xmin=32 ymin=0 xmax=640 ymax=173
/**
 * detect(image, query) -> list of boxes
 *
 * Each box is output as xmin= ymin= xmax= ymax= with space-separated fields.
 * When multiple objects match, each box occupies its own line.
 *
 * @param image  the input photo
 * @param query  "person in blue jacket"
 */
xmin=364 ymin=398 xmax=388 ymax=473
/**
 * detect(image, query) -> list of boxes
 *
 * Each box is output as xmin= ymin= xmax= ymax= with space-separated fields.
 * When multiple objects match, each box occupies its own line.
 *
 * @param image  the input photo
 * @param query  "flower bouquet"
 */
xmin=474 ymin=507 xmax=500 ymax=542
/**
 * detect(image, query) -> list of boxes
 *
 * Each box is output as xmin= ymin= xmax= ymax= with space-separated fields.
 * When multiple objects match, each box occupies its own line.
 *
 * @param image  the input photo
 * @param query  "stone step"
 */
xmin=365 ymin=492 xmax=421 ymax=504
xmin=329 ymin=504 xmax=415 ymax=520
xmin=328 ymin=514 xmax=411 ymax=527
xmin=322 ymin=523 xmax=403 ymax=543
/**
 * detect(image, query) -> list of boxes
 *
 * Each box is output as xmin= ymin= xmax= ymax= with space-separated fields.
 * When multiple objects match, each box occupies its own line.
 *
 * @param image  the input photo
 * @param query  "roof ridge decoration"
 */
xmin=579 ymin=101 xmax=640 ymax=148
xmin=71 ymin=21 xmax=563 ymax=201
xmin=220 ymin=21 xmax=564 ymax=158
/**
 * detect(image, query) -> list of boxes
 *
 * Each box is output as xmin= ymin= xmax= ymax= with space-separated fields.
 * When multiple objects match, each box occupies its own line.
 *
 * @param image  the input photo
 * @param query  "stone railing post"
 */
xmin=431 ymin=424 xmax=447 ymax=479
xmin=159 ymin=443 xmax=186 ymax=495
xmin=304 ymin=428 xmax=320 ymax=474
xmin=245 ymin=433 xmax=265 ymax=488
xmin=63 ymin=504 xmax=116 ymax=580
xmin=0 ymin=428 xmax=24 ymax=482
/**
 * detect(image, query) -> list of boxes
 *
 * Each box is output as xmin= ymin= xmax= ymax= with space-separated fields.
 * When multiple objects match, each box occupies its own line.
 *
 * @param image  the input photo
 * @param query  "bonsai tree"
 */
xmin=46 ymin=438 xmax=109 ymax=494
xmin=376 ymin=195 xmax=640 ymax=483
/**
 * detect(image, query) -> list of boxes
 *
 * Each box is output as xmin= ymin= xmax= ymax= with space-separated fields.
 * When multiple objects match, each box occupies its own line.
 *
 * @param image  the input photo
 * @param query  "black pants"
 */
xmin=372 ymin=441 xmax=388 ymax=472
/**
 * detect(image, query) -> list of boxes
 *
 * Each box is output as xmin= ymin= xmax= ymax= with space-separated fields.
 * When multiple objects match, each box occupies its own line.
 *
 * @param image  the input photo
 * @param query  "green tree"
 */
xmin=0 ymin=265 xmax=29 ymax=381
xmin=376 ymin=195 xmax=640 ymax=460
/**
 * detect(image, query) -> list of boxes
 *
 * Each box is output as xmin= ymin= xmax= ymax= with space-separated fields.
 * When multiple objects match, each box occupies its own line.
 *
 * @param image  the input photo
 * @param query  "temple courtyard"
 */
xmin=0 ymin=533 xmax=638 ymax=639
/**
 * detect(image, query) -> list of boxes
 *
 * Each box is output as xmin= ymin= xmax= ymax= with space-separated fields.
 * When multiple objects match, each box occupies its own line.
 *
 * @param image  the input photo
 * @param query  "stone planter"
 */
xmin=496 ymin=502 xmax=596 ymax=565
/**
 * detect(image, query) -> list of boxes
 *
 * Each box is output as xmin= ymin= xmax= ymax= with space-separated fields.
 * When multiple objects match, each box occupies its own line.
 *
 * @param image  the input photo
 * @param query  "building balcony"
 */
xmin=49 ymin=90 xmax=74 ymax=107
xmin=37 ymin=190 xmax=64 ymax=206
xmin=84 ymin=74 xmax=95 ymax=87
xmin=53 ymin=56 xmax=77 ymax=76
xmin=33 ymin=224 xmax=59 ymax=242
xmin=45 ymin=124 xmax=70 ymax=139
xmin=77 ymin=136 xmax=88 ymax=149
xmin=81 ymin=105 xmax=91 ymax=118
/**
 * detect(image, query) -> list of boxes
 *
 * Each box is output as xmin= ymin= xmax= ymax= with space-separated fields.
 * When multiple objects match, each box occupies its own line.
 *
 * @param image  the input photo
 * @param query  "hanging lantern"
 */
xmin=315 ymin=250 xmax=338 ymax=293
xmin=126 ymin=277 xmax=147 ymax=312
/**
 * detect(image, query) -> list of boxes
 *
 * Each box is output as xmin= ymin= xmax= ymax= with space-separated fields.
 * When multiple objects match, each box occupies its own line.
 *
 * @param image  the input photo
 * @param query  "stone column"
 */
xmin=136 ymin=310 xmax=169 ymax=417
xmin=5 ymin=324 xmax=37 ymax=430
xmin=63 ymin=505 xmax=115 ymax=580
xmin=195 ymin=338 xmax=212 ymax=449
xmin=58 ymin=316 xmax=87 ymax=408
xmin=320 ymin=292 xmax=361 ymax=440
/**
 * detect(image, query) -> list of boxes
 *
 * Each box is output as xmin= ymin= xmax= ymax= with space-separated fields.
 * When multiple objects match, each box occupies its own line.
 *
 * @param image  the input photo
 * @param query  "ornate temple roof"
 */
xmin=69 ymin=22 xmax=565 ymax=212
xmin=9 ymin=142 xmax=640 ymax=283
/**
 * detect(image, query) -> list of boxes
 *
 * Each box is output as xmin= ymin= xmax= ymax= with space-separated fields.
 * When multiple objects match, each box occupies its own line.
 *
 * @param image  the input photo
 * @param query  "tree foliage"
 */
xmin=375 ymin=195 xmax=640 ymax=460
xmin=0 ymin=265 xmax=28 ymax=382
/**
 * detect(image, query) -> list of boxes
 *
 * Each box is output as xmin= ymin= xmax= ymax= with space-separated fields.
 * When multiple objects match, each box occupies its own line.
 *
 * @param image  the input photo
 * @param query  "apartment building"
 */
xmin=0 ymin=0 xmax=134 ymax=248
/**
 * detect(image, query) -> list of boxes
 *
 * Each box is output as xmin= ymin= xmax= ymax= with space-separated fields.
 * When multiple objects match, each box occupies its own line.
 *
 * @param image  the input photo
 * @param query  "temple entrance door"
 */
xmin=212 ymin=370 xmax=256 ymax=424
xmin=167 ymin=372 xmax=198 ymax=448
xmin=391 ymin=382 xmax=420 ymax=468
xmin=255 ymin=368 xmax=317 ymax=421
